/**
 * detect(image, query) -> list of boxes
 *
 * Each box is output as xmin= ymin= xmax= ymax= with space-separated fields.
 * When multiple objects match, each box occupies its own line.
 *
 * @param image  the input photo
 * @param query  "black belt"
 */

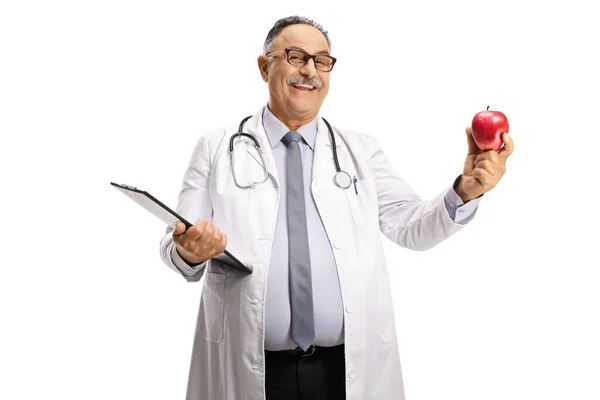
xmin=265 ymin=344 xmax=345 ymax=362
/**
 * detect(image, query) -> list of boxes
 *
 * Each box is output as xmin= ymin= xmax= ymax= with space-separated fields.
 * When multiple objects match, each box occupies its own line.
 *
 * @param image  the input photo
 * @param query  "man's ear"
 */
xmin=257 ymin=55 xmax=268 ymax=82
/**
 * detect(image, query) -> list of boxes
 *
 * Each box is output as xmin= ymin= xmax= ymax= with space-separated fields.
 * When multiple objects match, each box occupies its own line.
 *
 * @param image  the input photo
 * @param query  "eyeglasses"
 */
xmin=269 ymin=48 xmax=337 ymax=72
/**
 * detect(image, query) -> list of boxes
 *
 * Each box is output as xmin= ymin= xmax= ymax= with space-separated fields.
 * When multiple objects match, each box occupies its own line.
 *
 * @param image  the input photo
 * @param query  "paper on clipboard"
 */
xmin=111 ymin=183 xmax=184 ymax=229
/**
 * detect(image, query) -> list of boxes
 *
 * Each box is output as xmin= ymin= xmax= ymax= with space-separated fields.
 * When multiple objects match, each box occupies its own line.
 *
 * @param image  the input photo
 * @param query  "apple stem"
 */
xmin=487 ymin=105 xmax=490 ymax=111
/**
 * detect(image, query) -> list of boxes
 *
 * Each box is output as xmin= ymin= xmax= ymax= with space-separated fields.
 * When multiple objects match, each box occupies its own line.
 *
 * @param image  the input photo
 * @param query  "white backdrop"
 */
xmin=1 ymin=0 xmax=599 ymax=399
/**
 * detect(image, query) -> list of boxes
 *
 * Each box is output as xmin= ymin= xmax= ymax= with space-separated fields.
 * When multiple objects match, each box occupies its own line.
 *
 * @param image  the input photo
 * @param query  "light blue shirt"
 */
xmin=261 ymin=105 xmax=480 ymax=351
xmin=262 ymin=106 xmax=345 ymax=351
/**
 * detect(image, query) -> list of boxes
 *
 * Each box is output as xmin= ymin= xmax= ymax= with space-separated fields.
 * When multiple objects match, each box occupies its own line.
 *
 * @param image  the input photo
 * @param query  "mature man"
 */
xmin=159 ymin=15 xmax=514 ymax=400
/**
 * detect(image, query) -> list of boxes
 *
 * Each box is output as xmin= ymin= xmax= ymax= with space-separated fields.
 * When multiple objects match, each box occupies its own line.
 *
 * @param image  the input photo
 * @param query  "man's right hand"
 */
xmin=172 ymin=219 xmax=227 ymax=265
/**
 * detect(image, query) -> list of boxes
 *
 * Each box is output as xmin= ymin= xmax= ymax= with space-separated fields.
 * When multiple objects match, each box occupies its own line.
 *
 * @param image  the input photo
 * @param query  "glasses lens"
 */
xmin=287 ymin=50 xmax=308 ymax=66
xmin=314 ymin=55 xmax=334 ymax=71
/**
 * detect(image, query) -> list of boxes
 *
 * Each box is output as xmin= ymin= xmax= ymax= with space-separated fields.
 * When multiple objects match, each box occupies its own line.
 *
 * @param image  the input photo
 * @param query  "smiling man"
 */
xmin=160 ymin=15 xmax=514 ymax=400
xmin=257 ymin=23 xmax=332 ymax=131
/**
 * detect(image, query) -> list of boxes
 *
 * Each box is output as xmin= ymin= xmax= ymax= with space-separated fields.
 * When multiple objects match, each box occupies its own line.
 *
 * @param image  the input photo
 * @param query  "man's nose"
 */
xmin=298 ymin=58 xmax=317 ymax=78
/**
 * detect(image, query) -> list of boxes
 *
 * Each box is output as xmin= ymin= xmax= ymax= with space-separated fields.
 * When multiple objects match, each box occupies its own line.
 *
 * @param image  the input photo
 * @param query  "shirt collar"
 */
xmin=262 ymin=105 xmax=318 ymax=151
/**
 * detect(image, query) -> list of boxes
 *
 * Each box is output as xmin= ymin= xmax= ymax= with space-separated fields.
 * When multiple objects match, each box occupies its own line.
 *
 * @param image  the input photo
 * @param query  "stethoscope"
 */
xmin=229 ymin=115 xmax=354 ymax=190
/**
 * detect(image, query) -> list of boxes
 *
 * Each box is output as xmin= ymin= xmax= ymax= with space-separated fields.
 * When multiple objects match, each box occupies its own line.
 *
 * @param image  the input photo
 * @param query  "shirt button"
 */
xmin=333 ymin=240 xmax=341 ymax=249
xmin=345 ymin=302 xmax=353 ymax=313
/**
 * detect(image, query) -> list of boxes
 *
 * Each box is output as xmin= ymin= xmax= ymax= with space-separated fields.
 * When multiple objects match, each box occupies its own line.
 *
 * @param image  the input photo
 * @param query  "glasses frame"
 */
xmin=269 ymin=48 xmax=337 ymax=72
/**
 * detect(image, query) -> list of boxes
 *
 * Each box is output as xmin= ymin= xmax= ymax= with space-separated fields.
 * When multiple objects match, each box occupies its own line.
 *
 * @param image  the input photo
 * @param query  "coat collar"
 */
xmin=261 ymin=105 xmax=318 ymax=151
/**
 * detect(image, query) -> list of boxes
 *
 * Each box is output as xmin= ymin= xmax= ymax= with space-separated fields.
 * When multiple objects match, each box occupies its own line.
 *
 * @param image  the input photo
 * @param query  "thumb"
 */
xmin=499 ymin=132 xmax=514 ymax=160
xmin=173 ymin=221 xmax=186 ymax=236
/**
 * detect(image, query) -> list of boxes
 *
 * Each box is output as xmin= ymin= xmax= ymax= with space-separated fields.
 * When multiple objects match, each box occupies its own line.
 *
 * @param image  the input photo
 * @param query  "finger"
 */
xmin=474 ymin=150 xmax=500 ymax=164
xmin=197 ymin=221 xmax=217 ymax=249
xmin=472 ymin=168 xmax=497 ymax=191
xmin=463 ymin=154 xmax=476 ymax=175
xmin=205 ymin=227 xmax=222 ymax=254
xmin=466 ymin=127 xmax=481 ymax=156
xmin=475 ymin=160 xmax=499 ymax=176
xmin=210 ymin=229 xmax=226 ymax=256
xmin=219 ymin=232 xmax=228 ymax=254
xmin=185 ymin=219 xmax=207 ymax=243
xmin=499 ymin=133 xmax=514 ymax=160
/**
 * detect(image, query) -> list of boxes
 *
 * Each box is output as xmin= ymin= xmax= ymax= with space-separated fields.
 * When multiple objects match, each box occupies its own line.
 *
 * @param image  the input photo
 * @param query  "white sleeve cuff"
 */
xmin=444 ymin=186 xmax=482 ymax=225
xmin=170 ymin=243 xmax=207 ymax=277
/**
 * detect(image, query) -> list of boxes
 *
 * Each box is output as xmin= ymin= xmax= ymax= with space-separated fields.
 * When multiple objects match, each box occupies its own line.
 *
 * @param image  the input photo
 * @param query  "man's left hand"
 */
xmin=456 ymin=128 xmax=514 ymax=202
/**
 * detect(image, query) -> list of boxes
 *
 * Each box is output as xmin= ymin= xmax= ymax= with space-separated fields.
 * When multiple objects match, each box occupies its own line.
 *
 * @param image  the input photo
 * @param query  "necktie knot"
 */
xmin=282 ymin=131 xmax=302 ymax=147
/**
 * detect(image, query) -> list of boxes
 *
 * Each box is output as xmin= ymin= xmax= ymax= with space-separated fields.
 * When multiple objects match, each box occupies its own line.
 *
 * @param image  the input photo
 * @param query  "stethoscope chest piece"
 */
xmin=333 ymin=170 xmax=352 ymax=189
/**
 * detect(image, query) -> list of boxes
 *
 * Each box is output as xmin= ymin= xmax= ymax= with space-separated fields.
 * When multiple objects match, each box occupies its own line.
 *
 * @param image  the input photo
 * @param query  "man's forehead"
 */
xmin=275 ymin=24 xmax=330 ymax=53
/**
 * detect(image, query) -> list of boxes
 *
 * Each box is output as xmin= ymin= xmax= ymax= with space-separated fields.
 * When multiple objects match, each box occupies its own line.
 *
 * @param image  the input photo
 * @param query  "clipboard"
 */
xmin=110 ymin=182 xmax=252 ymax=274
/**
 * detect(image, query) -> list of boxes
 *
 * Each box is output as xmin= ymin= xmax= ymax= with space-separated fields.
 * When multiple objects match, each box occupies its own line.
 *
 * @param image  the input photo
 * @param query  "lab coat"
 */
xmin=160 ymin=107 xmax=474 ymax=400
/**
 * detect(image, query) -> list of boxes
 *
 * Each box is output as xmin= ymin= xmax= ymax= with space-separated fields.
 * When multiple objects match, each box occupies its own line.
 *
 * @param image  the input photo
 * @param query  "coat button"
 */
xmin=347 ymin=368 xmax=356 ymax=380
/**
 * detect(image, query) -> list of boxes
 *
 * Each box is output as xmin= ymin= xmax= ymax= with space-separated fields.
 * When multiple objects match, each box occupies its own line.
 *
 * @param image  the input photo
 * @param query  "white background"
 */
xmin=1 ymin=0 xmax=599 ymax=399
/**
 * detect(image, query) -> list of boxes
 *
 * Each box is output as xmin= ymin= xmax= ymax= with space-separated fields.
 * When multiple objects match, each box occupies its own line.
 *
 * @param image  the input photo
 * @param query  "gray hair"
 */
xmin=263 ymin=16 xmax=331 ymax=55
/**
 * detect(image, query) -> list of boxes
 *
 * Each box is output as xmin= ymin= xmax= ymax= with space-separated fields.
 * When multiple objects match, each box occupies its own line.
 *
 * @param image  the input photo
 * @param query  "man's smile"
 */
xmin=290 ymin=82 xmax=315 ymax=91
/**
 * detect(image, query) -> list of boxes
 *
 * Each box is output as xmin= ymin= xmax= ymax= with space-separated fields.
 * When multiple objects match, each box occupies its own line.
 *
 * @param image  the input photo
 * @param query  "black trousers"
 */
xmin=265 ymin=344 xmax=346 ymax=400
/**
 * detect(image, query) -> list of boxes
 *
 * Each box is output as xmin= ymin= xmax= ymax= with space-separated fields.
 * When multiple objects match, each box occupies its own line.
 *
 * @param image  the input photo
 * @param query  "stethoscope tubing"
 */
xmin=230 ymin=115 xmax=352 ymax=190
xmin=230 ymin=115 xmax=341 ymax=172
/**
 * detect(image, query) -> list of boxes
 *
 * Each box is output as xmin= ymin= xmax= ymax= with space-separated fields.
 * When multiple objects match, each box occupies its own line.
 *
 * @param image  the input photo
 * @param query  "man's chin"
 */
xmin=286 ymin=101 xmax=320 ymax=116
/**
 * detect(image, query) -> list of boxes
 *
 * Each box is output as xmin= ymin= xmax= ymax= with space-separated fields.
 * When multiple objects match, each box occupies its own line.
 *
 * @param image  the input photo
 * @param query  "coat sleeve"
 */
xmin=159 ymin=133 xmax=214 ymax=282
xmin=366 ymin=134 xmax=473 ymax=251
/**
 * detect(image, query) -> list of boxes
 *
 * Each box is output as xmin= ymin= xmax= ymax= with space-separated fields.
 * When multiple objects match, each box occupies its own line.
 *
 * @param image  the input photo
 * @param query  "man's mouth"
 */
xmin=290 ymin=82 xmax=315 ymax=91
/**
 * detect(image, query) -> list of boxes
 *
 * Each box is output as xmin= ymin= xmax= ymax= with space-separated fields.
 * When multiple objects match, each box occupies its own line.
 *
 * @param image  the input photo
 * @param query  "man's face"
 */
xmin=259 ymin=24 xmax=332 ymax=121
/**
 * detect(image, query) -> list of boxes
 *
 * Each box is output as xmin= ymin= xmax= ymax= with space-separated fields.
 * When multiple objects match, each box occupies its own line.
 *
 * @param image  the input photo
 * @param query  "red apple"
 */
xmin=471 ymin=106 xmax=509 ymax=151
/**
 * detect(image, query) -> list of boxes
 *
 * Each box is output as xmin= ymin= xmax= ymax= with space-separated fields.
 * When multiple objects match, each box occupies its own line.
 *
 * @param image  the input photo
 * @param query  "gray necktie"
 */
xmin=281 ymin=131 xmax=315 ymax=351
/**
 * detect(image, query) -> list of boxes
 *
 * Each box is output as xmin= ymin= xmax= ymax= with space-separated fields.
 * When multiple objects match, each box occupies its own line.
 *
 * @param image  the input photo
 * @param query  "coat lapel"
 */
xmin=243 ymin=107 xmax=280 ymax=188
xmin=311 ymin=117 xmax=340 ymax=189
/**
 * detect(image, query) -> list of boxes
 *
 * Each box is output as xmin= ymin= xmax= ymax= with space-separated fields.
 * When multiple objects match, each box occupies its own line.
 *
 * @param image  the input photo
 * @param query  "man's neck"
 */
xmin=267 ymin=102 xmax=316 ymax=131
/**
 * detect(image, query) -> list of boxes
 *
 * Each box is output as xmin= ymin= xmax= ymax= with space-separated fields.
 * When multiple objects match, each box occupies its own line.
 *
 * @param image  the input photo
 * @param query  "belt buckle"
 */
xmin=301 ymin=345 xmax=316 ymax=357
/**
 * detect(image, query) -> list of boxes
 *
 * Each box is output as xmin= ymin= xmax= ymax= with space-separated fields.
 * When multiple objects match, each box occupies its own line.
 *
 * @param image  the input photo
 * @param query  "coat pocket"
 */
xmin=343 ymin=176 xmax=379 ymax=231
xmin=202 ymin=272 xmax=226 ymax=344
xmin=377 ymin=274 xmax=398 ymax=343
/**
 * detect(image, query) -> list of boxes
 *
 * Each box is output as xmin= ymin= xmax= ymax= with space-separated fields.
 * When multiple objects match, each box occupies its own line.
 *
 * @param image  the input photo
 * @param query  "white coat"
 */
xmin=160 ymin=106 xmax=473 ymax=399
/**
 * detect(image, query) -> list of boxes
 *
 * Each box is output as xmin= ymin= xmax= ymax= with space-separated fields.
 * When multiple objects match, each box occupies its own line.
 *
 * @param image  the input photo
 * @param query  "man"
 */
xmin=159 ymin=15 xmax=514 ymax=400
